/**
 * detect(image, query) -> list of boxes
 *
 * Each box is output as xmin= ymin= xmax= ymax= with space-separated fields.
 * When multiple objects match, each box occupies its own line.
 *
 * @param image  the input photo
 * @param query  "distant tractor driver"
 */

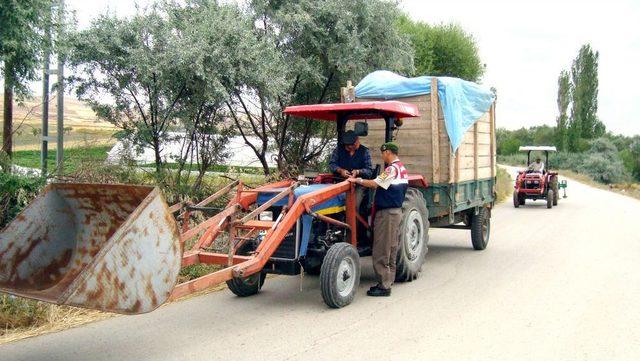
xmin=528 ymin=157 xmax=544 ymax=172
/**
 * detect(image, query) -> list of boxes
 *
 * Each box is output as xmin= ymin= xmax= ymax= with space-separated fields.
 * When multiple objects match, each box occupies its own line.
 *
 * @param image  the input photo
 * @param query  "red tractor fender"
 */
xmin=408 ymin=174 xmax=429 ymax=188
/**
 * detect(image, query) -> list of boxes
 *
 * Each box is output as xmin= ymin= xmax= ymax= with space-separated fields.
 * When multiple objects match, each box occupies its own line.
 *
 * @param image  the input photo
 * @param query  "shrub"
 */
xmin=0 ymin=172 xmax=45 ymax=229
xmin=578 ymin=153 xmax=626 ymax=184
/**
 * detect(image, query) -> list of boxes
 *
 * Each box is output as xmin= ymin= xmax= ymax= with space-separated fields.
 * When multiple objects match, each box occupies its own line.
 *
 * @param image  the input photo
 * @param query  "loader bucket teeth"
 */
xmin=0 ymin=183 xmax=182 ymax=314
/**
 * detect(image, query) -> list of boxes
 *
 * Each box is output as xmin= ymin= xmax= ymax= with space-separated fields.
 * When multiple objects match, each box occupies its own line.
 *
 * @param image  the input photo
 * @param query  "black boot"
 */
xmin=367 ymin=285 xmax=391 ymax=297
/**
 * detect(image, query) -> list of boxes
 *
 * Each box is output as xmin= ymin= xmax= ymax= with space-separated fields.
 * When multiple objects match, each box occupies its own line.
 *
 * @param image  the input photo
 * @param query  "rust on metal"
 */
xmin=0 ymin=183 xmax=181 ymax=314
xmin=1 ymin=177 xmax=360 ymax=315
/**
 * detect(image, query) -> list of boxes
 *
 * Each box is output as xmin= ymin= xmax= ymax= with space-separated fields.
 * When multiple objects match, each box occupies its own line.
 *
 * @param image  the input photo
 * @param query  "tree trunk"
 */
xmin=258 ymin=154 xmax=270 ymax=176
xmin=152 ymin=137 xmax=162 ymax=174
xmin=2 ymin=74 xmax=13 ymax=159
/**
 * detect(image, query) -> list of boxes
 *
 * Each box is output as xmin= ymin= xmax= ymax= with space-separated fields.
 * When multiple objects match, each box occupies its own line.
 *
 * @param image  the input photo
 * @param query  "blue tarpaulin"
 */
xmin=354 ymin=70 xmax=495 ymax=152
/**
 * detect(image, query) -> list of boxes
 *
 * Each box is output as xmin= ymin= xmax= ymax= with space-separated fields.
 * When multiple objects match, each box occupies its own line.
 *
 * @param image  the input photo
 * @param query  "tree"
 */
xmin=555 ymin=70 xmax=570 ymax=151
xmin=68 ymin=2 xmax=254 ymax=178
xmin=232 ymin=0 xmax=414 ymax=176
xmin=396 ymin=15 xmax=484 ymax=82
xmin=0 ymin=0 xmax=52 ymax=160
xmin=569 ymin=44 xmax=603 ymax=151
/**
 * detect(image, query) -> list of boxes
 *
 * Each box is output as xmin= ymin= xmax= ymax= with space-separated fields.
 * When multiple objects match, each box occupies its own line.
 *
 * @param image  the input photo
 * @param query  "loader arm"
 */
xmin=169 ymin=180 xmax=356 ymax=301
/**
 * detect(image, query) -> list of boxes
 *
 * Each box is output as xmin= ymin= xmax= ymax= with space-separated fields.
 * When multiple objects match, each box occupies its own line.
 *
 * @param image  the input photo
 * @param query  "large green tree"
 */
xmin=68 ymin=1 xmax=262 ymax=178
xmin=555 ymin=70 xmax=570 ymax=151
xmin=568 ymin=44 xmax=603 ymax=151
xmin=230 ymin=0 xmax=414 ymax=175
xmin=396 ymin=15 xmax=484 ymax=81
xmin=0 ymin=0 xmax=52 ymax=159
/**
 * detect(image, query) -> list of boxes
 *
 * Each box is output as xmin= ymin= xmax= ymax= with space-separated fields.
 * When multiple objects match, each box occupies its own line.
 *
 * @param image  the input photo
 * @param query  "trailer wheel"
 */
xmin=546 ymin=190 xmax=554 ymax=209
xmin=395 ymin=188 xmax=429 ymax=282
xmin=226 ymin=272 xmax=266 ymax=297
xmin=320 ymin=243 xmax=360 ymax=308
xmin=470 ymin=207 xmax=490 ymax=250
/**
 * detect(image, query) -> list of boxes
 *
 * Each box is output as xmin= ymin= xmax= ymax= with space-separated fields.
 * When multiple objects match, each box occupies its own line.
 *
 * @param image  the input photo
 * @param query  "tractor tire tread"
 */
xmin=471 ymin=207 xmax=490 ymax=251
xmin=320 ymin=243 xmax=360 ymax=308
xmin=395 ymin=188 xmax=429 ymax=283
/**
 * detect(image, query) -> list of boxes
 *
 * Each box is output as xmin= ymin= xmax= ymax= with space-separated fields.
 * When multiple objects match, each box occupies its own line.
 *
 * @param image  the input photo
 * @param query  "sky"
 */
xmin=401 ymin=0 xmax=640 ymax=136
xmin=36 ymin=0 xmax=640 ymax=136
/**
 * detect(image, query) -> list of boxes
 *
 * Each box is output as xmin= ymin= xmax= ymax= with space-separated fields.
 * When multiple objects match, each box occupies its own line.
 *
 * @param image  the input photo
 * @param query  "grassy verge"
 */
xmin=495 ymin=167 xmax=512 ymax=203
xmin=12 ymin=145 xmax=113 ymax=174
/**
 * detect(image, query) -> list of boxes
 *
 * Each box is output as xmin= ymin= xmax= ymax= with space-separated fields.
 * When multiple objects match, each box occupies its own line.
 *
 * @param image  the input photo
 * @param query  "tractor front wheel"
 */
xmin=546 ymin=190 xmax=554 ymax=209
xmin=320 ymin=243 xmax=361 ymax=308
xmin=513 ymin=190 xmax=520 ymax=208
xmin=227 ymin=272 xmax=266 ymax=297
xmin=471 ymin=207 xmax=491 ymax=250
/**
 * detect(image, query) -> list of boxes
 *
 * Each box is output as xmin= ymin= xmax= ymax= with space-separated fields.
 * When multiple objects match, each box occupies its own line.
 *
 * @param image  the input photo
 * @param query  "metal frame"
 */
xmin=168 ymin=178 xmax=358 ymax=300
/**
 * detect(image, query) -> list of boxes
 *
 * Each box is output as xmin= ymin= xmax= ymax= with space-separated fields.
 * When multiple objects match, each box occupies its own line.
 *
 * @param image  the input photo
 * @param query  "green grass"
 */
xmin=495 ymin=167 xmax=512 ymax=203
xmin=141 ymin=162 xmax=273 ymax=175
xmin=12 ymin=146 xmax=112 ymax=174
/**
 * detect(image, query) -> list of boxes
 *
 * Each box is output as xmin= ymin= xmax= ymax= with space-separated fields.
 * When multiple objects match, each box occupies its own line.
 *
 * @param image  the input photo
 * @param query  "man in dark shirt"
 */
xmin=329 ymin=130 xmax=373 ymax=179
xmin=329 ymin=130 xmax=373 ymax=210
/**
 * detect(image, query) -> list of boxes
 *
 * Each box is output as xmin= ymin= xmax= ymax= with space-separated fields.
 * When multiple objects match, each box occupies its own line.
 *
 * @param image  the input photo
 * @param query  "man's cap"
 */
xmin=343 ymin=130 xmax=357 ymax=145
xmin=380 ymin=142 xmax=399 ymax=153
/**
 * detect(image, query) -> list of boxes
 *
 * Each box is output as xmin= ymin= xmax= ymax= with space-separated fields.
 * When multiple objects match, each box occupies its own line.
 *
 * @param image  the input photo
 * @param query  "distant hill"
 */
xmin=0 ymin=94 xmax=116 ymax=150
xmin=0 ymin=94 xmax=113 ymax=129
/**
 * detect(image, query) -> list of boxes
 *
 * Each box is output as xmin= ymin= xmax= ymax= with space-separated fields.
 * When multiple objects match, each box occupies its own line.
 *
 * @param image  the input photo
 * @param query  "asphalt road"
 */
xmin=3 ymin=171 xmax=640 ymax=361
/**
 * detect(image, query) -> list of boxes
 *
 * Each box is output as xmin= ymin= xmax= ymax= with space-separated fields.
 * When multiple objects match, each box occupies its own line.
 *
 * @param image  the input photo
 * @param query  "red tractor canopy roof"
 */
xmin=283 ymin=101 xmax=420 ymax=121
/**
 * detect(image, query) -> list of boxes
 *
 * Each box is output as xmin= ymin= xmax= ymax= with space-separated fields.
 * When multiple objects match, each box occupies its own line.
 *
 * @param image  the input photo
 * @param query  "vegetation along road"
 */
xmin=2 ymin=171 xmax=639 ymax=361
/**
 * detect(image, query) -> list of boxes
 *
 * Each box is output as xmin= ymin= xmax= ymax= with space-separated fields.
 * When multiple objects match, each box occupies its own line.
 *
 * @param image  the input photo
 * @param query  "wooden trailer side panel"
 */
xmin=357 ymin=95 xmax=451 ymax=183
xmin=356 ymin=85 xmax=496 ymax=188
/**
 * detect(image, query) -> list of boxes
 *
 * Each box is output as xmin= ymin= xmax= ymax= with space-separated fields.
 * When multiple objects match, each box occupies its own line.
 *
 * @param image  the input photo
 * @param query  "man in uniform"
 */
xmin=350 ymin=142 xmax=408 ymax=296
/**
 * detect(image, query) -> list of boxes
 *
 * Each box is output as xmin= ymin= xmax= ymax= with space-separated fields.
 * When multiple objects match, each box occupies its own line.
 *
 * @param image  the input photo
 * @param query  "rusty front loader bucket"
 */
xmin=0 ymin=183 xmax=182 ymax=314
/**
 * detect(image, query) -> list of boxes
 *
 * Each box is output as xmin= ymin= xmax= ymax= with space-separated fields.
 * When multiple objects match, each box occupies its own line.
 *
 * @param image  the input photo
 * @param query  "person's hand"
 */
xmin=350 ymin=169 xmax=360 ymax=177
xmin=339 ymin=169 xmax=351 ymax=178
xmin=347 ymin=177 xmax=358 ymax=183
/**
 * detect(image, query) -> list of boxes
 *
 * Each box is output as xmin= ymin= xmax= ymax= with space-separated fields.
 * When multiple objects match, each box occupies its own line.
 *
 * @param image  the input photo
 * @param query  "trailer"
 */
xmin=0 ymin=74 xmax=497 ymax=313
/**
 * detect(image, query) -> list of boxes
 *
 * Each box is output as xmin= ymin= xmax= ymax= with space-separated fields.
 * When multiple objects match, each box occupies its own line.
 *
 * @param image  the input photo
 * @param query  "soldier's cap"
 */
xmin=380 ymin=142 xmax=399 ymax=153
xmin=343 ymin=130 xmax=357 ymax=145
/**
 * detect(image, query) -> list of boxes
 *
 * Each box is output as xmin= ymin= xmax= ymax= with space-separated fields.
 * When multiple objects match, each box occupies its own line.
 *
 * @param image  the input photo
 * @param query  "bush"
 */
xmin=579 ymin=153 xmax=626 ymax=184
xmin=0 ymin=172 xmax=45 ymax=229
xmin=0 ymin=295 xmax=50 ymax=331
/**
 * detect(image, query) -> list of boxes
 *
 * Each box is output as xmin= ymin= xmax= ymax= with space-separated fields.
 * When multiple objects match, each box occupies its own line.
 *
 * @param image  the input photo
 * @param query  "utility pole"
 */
xmin=41 ymin=6 xmax=52 ymax=176
xmin=56 ymin=0 xmax=65 ymax=175
xmin=41 ymin=0 xmax=65 ymax=176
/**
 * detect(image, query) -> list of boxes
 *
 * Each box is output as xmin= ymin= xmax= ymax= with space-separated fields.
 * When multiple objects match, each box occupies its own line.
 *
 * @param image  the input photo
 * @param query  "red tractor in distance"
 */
xmin=513 ymin=146 xmax=566 ymax=209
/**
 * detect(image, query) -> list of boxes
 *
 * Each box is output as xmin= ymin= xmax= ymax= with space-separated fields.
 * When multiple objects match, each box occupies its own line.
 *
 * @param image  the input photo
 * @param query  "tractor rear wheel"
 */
xmin=546 ymin=190 xmax=554 ymax=209
xmin=320 ymin=243 xmax=360 ymax=308
xmin=395 ymin=188 xmax=429 ymax=282
xmin=227 ymin=272 xmax=266 ymax=297
xmin=471 ymin=207 xmax=491 ymax=250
